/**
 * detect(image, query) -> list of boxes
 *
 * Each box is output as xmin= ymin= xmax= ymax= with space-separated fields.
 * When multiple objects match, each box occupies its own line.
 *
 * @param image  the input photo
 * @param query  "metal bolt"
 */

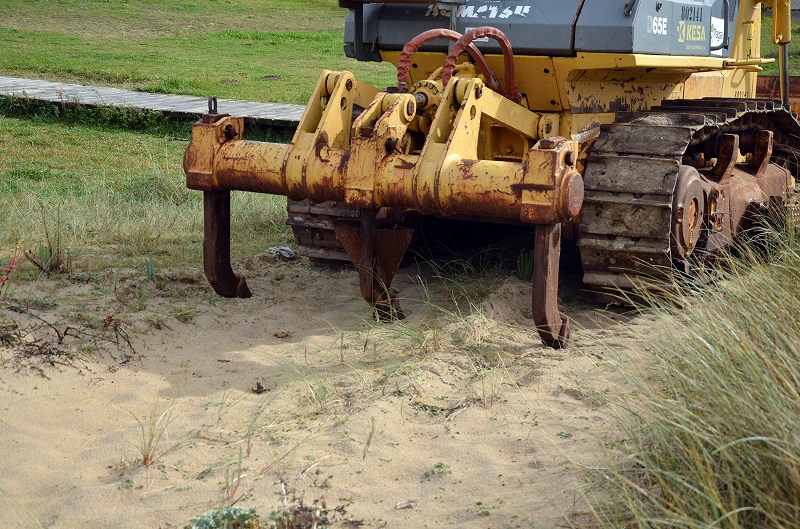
xmin=406 ymin=100 xmax=416 ymax=117
xmin=346 ymin=79 xmax=353 ymax=91
xmin=475 ymin=85 xmax=483 ymax=99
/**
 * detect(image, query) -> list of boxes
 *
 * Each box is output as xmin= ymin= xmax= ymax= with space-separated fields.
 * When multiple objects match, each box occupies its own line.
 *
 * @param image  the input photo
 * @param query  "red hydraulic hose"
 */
xmin=442 ymin=27 xmax=522 ymax=104
xmin=397 ymin=28 xmax=500 ymax=93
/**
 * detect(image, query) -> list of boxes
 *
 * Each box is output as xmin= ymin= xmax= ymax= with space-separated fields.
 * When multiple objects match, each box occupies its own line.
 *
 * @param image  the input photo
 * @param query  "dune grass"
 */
xmin=598 ymin=223 xmax=800 ymax=527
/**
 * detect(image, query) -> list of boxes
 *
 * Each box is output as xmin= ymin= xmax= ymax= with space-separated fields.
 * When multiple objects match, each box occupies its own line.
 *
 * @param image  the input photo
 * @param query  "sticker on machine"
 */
xmin=425 ymin=4 xmax=532 ymax=19
xmin=710 ymin=16 xmax=725 ymax=56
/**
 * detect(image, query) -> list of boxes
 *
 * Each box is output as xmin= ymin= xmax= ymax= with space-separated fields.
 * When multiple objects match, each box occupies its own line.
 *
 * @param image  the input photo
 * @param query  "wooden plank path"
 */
xmin=0 ymin=75 xmax=305 ymax=129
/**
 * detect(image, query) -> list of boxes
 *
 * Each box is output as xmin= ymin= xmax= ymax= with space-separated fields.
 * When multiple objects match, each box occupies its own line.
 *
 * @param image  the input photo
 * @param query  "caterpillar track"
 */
xmin=579 ymin=98 xmax=800 ymax=294
xmin=286 ymin=199 xmax=359 ymax=264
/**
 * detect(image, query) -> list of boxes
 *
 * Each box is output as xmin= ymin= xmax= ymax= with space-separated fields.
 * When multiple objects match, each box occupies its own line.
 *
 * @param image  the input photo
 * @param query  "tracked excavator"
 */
xmin=184 ymin=0 xmax=799 ymax=348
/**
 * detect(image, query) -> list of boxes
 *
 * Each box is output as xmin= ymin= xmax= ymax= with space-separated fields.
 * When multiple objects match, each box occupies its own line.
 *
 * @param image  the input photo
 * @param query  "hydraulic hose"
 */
xmin=397 ymin=28 xmax=500 ymax=93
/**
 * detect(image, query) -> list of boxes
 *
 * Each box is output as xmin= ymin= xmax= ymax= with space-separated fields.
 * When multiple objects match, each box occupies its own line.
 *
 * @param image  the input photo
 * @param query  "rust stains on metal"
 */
xmin=315 ymin=131 xmax=330 ymax=161
xmin=338 ymin=151 xmax=351 ymax=174
xmin=395 ymin=158 xmax=415 ymax=170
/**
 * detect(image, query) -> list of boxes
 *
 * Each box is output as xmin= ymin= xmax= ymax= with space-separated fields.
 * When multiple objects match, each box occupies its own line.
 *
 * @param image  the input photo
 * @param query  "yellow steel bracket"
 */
xmin=413 ymin=76 xmax=566 ymax=219
xmin=346 ymin=92 xmax=418 ymax=208
xmin=412 ymin=77 xmax=463 ymax=215
xmin=415 ymin=78 xmax=518 ymax=215
xmin=763 ymin=0 xmax=792 ymax=43
xmin=520 ymin=137 xmax=584 ymax=225
xmin=184 ymin=115 xmax=244 ymax=191
xmin=283 ymin=71 xmax=380 ymax=201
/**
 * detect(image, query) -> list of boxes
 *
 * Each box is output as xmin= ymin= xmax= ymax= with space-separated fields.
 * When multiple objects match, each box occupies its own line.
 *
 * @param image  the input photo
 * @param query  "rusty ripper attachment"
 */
xmin=185 ymin=67 xmax=582 ymax=348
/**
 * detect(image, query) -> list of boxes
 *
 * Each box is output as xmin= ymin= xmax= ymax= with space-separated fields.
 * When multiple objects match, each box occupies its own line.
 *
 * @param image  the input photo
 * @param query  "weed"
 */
xmin=422 ymin=462 xmax=451 ymax=481
xmin=221 ymin=447 xmax=245 ymax=505
xmin=145 ymin=255 xmax=155 ymax=281
xmin=128 ymin=400 xmax=175 ymax=468
xmin=187 ymin=506 xmax=261 ymax=529
xmin=134 ymin=283 xmax=148 ymax=312
xmin=291 ymin=365 xmax=337 ymax=415
xmin=242 ymin=397 xmax=272 ymax=458
xmin=23 ymin=203 xmax=72 ymax=276
xmin=362 ymin=416 xmax=375 ymax=460
xmin=214 ymin=387 xmax=247 ymax=427
xmin=516 ymin=247 xmax=534 ymax=281
xmin=0 ymin=241 xmax=22 ymax=308
xmin=475 ymin=501 xmax=492 ymax=517
xmin=269 ymin=482 xmax=352 ymax=529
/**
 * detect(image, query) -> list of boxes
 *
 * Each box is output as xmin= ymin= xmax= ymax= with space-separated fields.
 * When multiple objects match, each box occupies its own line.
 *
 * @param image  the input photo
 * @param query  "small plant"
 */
xmin=23 ymin=203 xmax=72 ymax=276
xmin=516 ymin=247 xmax=534 ymax=281
xmin=243 ymin=398 xmax=270 ymax=458
xmin=215 ymin=387 xmax=247 ymax=427
xmin=291 ymin=365 xmax=337 ymax=415
xmin=134 ymin=283 xmax=148 ymax=312
xmin=268 ymin=493 xmax=350 ymax=529
xmin=145 ymin=255 xmax=155 ymax=281
xmin=221 ymin=448 xmax=245 ymax=504
xmin=422 ymin=461 xmax=451 ymax=481
xmin=128 ymin=400 xmax=175 ymax=467
xmin=0 ymin=241 xmax=22 ymax=308
xmin=475 ymin=501 xmax=492 ymax=517
xmin=187 ymin=506 xmax=261 ymax=529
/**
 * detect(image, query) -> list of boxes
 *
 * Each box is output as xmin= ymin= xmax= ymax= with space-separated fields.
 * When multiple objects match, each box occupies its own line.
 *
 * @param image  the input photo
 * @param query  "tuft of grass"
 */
xmin=601 ymin=223 xmax=800 ymax=527
xmin=128 ymin=400 xmax=176 ymax=468
xmin=516 ymin=247 xmax=534 ymax=282
xmin=23 ymin=203 xmax=72 ymax=276
xmin=0 ymin=241 xmax=22 ymax=308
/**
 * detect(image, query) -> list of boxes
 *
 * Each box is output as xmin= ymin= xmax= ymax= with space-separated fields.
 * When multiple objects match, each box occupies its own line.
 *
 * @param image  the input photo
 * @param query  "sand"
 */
xmin=0 ymin=254 xmax=652 ymax=528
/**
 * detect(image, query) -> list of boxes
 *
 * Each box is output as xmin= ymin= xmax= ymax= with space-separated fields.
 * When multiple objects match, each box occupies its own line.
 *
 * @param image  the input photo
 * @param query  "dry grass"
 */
xmin=129 ymin=400 xmax=176 ymax=468
xmin=598 ymin=223 xmax=800 ymax=528
xmin=0 ymin=116 xmax=289 ymax=271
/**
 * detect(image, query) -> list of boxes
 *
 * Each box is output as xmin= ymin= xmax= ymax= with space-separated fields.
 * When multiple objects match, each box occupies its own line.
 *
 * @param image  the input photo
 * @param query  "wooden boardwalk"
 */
xmin=0 ymin=75 xmax=305 ymax=128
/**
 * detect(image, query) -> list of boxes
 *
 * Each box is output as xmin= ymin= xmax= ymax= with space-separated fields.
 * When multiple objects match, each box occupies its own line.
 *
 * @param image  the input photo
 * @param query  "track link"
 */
xmin=579 ymin=98 xmax=800 ymax=293
xmin=287 ymin=199 xmax=359 ymax=264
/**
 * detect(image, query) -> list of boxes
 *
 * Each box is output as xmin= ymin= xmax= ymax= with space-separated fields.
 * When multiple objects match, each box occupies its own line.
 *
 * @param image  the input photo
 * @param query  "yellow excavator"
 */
xmin=184 ymin=0 xmax=798 ymax=348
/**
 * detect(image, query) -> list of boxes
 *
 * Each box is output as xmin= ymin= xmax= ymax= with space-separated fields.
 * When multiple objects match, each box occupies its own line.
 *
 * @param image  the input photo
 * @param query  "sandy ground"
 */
xmin=0 ymin=252 xmax=654 ymax=528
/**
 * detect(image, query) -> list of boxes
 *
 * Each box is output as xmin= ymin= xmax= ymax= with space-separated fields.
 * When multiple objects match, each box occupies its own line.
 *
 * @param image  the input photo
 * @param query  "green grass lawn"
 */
xmin=0 ymin=0 xmax=396 ymax=104
xmin=1 ymin=2 xmax=797 ymax=102
xmin=758 ymin=13 xmax=800 ymax=76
